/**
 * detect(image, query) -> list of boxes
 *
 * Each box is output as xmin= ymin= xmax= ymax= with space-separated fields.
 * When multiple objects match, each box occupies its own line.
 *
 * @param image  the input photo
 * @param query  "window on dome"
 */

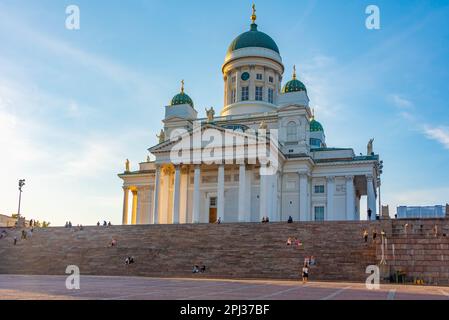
xmin=269 ymin=76 xmax=274 ymax=83
xmin=287 ymin=121 xmax=297 ymax=142
xmin=241 ymin=86 xmax=249 ymax=101
xmin=314 ymin=206 xmax=325 ymax=221
xmin=255 ymin=86 xmax=263 ymax=101
xmin=256 ymin=73 xmax=263 ymax=81
xmin=231 ymin=89 xmax=236 ymax=103
xmin=268 ymin=88 xmax=274 ymax=104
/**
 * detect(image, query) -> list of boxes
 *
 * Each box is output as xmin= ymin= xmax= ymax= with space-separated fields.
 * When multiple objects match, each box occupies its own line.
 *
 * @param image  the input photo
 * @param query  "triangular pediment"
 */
xmin=148 ymin=123 xmax=260 ymax=154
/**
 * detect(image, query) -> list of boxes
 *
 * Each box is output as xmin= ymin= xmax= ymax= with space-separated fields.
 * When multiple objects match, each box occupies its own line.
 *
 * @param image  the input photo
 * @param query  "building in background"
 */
xmin=396 ymin=205 xmax=447 ymax=219
xmin=0 ymin=214 xmax=17 ymax=227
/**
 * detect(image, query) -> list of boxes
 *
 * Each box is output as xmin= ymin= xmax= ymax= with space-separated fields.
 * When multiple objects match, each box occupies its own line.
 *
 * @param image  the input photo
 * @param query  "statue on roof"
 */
xmin=367 ymin=138 xmax=374 ymax=155
xmin=259 ymin=121 xmax=268 ymax=130
xmin=157 ymin=129 xmax=165 ymax=144
xmin=205 ymin=107 xmax=215 ymax=123
xmin=125 ymin=159 xmax=130 ymax=173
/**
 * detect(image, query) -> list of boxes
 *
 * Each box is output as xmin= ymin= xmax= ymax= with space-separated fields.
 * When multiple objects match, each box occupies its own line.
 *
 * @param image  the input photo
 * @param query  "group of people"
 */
xmin=286 ymin=237 xmax=302 ymax=247
xmin=125 ymin=256 xmax=135 ymax=265
xmin=403 ymin=223 xmax=442 ymax=237
xmin=97 ymin=221 xmax=112 ymax=227
xmin=261 ymin=216 xmax=270 ymax=223
xmin=363 ymin=228 xmax=387 ymax=243
xmin=192 ymin=265 xmax=207 ymax=273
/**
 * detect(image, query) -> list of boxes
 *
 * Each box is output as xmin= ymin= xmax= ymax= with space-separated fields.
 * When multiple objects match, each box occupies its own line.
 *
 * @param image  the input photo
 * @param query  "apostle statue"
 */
xmin=157 ymin=129 xmax=165 ymax=144
xmin=259 ymin=121 xmax=268 ymax=130
xmin=367 ymin=138 xmax=374 ymax=155
xmin=125 ymin=159 xmax=130 ymax=173
xmin=205 ymin=107 xmax=215 ymax=123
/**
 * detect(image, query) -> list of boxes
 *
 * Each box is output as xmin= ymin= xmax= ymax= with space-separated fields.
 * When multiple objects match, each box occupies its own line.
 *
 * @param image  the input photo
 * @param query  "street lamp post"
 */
xmin=17 ymin=179 xmax=26 ymax=219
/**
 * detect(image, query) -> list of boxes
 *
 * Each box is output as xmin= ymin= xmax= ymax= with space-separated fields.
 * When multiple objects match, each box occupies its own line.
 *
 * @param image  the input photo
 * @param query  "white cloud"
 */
xmin=423 ymin=126 xmax=449 ymax=150
xmin=389 ymin=94 xmax=414 ymax=109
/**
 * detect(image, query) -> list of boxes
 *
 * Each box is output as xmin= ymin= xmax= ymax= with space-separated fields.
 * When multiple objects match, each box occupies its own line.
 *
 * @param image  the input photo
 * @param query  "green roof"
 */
xmin=171 ymin=92 xmax=194 ymax=108
xmin=227 ymin=23 xmax=280 ymax=55
xmin=282 ymin=79 xmax=307 ymax=94
xmin=310 ymin=119 xmax=324 ymax=132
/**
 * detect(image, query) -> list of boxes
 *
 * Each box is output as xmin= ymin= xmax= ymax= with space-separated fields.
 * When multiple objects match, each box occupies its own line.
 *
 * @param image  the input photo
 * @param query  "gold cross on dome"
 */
xmin=251 ymin=4 xmax=257 ymax=23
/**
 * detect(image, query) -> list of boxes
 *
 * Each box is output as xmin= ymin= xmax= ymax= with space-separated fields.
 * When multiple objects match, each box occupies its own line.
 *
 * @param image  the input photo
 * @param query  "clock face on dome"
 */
xmin=241 ymin=72 xmax=250 ymax=81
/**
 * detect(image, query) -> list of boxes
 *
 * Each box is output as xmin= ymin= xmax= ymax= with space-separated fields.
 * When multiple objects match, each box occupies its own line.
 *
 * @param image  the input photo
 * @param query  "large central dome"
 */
xmin=227 ymin=23 xmax=280 ymax=55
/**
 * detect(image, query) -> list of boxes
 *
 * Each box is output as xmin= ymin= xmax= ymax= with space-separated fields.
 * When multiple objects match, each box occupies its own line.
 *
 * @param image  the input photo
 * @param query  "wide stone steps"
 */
xmin=0 ymin=221 xmax=379 ymax=282
xmin=2 ymin=219 xmax=447 ymax=284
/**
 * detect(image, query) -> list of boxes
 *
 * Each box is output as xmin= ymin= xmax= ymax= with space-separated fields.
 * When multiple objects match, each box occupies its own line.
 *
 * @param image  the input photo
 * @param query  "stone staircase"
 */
xmin=379 ymin=219 xmax=449 ymax=286
xmin=0 ymin=221 xmax=380 ymax=282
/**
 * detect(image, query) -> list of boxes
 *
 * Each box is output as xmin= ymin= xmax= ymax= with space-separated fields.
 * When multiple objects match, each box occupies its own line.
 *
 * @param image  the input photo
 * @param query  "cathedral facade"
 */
xmin=118 ymin=8 xmax=382 ymax=225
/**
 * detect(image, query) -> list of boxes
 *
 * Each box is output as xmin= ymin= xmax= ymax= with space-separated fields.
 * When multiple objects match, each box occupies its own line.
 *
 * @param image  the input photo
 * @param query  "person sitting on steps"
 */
xmin=192 ymin=265 xmax=199 ymax=273
xmin=288 ymin=216 xmax=293 ymax=223
xmin=200 ymin=265 xmax=206 ymax=273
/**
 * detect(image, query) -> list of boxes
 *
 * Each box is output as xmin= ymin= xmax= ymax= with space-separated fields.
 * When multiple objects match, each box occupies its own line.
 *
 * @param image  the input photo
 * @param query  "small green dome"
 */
xmin=282 ymin=66 xmax=307 ymax=94
xmin=171 ymin=92 xmax=194 ymax=108
xmin=282 ymin=79 xmax=307 ymax=93
xmin=227 ymin=23 xmax=280 ymax=55
xmin=170 ymin=81 xmax=194 ymax=108
xmin=310 ymin=119 xmax=324 ymax=132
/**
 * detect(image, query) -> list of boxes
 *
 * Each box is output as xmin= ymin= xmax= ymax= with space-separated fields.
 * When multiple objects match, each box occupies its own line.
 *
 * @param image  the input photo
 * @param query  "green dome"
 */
xmin=171 ymin=92 xmax=194 ymax=108
xmin=227 ymin=23 xmax=280 ymax=55
xmin=282 ymin=79 xmax=307 ymax=94
xmin=310 ymin=119 xmax=324 ymax=132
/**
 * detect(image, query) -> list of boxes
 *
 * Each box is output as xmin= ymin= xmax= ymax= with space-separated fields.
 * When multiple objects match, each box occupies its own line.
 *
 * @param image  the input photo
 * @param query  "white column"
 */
xmin=271 ymin=172 xmax=278 ymax=221
xmin=179 ymin=167 xmax=188 ymax=224
xmin=263 ymin=67 xmax=268 ymax=102
xmin=122 ymin=187 xmax=129 ymax=225
xmin=217 ymin=165 xmax=225 ymax=222
xmin=235 ymin=68 xmax=241 ymax=102
xmin=245 ymin=166 xmax=253 ymax=222
xmin=224 ymin=74 xmax=228 ymax=106
xmin=259 ymin=166 xmax=268 ymax=221
xmin=346 ymin=176 xmax=355 ymax=221
xmin=249 ymin=66 xmax=255 ymax=100
xmin=238 ymin=164 xmax=246 ymax=222
xmin=162 ymin=170 xmax=170 ymax=224
xmin=367 ymin=175 xmax=377 ymax=220
xmin=326 ymin=176 xmax=335 ymax=221
xmin=299 ymin=173 xmax=308 ymax=221
xmin=172 ymin=165 xmax=181 ymax=224
xmin=152 ymin=166 xmax=160 ymax=224
xmin=192 ymin=165 xmax=201 ymax=223
xmin=131 ymin=190 xmax=138 ymax=225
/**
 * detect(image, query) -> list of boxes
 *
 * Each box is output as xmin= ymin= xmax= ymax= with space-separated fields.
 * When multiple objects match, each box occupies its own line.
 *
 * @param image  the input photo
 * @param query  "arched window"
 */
xmin=287 ymin=121 xmax=297 ymax=142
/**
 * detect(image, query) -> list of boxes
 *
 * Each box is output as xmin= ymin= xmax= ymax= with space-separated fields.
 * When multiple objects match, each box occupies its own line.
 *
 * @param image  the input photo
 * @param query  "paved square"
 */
xmin=0 ymin=275 xmax=448 ymax=300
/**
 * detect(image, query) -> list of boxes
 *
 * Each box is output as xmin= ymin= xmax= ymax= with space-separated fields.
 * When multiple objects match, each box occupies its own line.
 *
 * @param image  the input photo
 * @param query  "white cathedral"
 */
xmin=118 ymin=7 xmax=382 ymax=225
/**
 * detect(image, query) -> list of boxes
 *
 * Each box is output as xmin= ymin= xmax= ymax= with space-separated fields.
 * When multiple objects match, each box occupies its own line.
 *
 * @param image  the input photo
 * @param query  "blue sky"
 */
xmin=0 ymin=0 xmax=448 ymax=226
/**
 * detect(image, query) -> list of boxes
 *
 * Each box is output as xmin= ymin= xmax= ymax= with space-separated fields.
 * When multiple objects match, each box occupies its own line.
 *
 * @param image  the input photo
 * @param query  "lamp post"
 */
xmin=17 ymin=179 xmax=25 ymax=219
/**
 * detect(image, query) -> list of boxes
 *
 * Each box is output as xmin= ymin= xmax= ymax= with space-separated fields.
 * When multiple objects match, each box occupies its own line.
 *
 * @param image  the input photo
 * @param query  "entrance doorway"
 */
xmin=209 ymin=197 xmax=217 ymax=223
